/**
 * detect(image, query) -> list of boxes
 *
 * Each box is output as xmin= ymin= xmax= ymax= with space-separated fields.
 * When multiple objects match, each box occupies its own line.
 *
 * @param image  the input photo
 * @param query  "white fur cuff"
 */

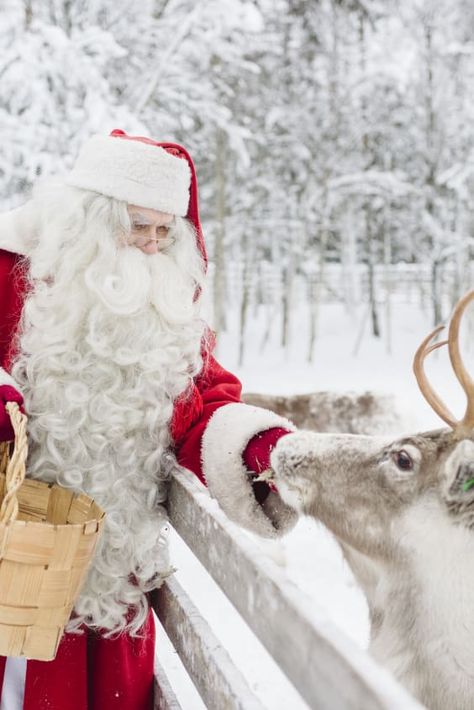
xmin=0 ymin=368 xmax=21 ymax=393
xmin=0 ymin=202 xmax=37 ymax=256
xmin=201 ymin=403 xmax=297 ymax=538
xmin=66 ymin=135 xmax=191 ymax=216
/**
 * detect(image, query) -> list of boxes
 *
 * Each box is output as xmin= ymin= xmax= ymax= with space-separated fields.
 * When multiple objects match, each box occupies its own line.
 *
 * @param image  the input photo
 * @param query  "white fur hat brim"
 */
xmin=65 ymin=135 xmax=191 ymax=216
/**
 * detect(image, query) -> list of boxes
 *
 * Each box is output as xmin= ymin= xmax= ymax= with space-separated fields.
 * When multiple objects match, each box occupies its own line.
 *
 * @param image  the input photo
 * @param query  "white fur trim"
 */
xmin=0 ymin=202 xmax=37 ymax=256
xmin=201 ymin=402 xmax=297 ymax=538
xmin=0 ymin=368 xmax=21 ymax=393
xmin=1 ymin=656 xmax=26 ymax=710
xmin=66 ymin=135 xmax=191 ymax=216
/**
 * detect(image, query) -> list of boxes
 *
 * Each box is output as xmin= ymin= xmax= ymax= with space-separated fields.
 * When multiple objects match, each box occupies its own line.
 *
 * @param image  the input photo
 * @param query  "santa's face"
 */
xmin=126 ymin=205 xmax=175 ymax=255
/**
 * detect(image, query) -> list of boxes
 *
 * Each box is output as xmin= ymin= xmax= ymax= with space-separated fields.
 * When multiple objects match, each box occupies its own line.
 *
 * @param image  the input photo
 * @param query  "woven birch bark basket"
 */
xmin=0 ymin=402 xmax=105 ymax=661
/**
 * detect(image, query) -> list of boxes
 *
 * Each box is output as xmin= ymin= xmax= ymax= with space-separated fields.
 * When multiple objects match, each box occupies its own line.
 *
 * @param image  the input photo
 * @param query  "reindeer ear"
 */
xmin=443 ymin=440 xmax=474 ymax=511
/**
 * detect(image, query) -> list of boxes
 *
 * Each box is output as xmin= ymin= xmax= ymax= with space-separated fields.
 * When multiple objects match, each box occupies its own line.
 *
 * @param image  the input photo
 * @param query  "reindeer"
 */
xmin=266 ymin=290 xmax=474 ymax=710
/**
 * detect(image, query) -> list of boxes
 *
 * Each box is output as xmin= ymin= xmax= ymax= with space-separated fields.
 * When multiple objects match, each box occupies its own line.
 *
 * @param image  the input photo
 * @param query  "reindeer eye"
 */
xmin=392 ymin=450 xmax=413 ymax=471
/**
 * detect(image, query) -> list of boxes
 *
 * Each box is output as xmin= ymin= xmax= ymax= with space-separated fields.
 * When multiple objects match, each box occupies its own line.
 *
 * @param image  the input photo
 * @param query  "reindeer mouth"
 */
xmin=253 ymin=468 xmax=280 ymax=495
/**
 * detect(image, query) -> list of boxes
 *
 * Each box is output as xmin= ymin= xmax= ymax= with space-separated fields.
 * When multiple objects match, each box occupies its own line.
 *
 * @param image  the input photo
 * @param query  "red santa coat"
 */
xmin=0 ymin=247 xmax=295 ymax=710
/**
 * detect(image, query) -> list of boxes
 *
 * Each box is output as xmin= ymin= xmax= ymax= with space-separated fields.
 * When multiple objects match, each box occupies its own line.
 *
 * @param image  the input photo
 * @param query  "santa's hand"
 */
xmin=248 ymin=430 xmax=309 ymax=526
xmin=241 ymin=428 xmax=299 ymax=536
xmin=0 ymin=385 xmax=24 ymax=442
xmin=243 ymin=426 xmax=291 ymax=494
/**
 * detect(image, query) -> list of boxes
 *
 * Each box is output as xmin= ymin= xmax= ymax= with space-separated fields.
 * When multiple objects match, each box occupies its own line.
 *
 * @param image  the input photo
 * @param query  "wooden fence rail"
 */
xmin=153 ymin=468 xmax=424 ymax=710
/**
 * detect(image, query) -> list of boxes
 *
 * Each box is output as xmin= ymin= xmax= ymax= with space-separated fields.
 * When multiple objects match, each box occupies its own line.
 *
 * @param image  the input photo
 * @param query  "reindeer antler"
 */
xmin=448 ymin=289 xmax=474 ymax=432
xmin=413 ymin=288 xmax=474 ymax=435
xmin=413 ymin=326 xmax=457 ymax=427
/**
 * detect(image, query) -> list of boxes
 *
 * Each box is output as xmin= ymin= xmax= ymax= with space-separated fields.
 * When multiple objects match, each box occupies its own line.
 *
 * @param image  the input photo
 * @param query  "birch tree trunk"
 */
xmin=340 ymin=207 xmax=359 ymax=316
xmin=281 ymin=257 xmax=294 ymax=350
xmin=366 ymin=209 xmax=380 ymax=338
xmin=359 ymin=11 xmax=379 ymax=339
xmin=308 ymin=205 xmax=330 ymax=362
xmin=307 ymin=0 xmax=344 ymax=360
xmin=422 ymin=20 xmax=443 ymax=327
xmin=431 ymin=258 xmax=443 ymax=326
xmin=383 ymin=213 xmax=392 ymax=354
xmin=213 ymin=128 xmax=227 ymax=341
xmin=24 ymin=0 xmax=33 ymax=28
xmin=239 ymin=236 xmax=250 ymax=366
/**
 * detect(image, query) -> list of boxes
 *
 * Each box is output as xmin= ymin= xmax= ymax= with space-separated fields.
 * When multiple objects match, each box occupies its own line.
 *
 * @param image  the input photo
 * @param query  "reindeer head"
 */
xmin=270 ymin=290 xmax=474 ymax=560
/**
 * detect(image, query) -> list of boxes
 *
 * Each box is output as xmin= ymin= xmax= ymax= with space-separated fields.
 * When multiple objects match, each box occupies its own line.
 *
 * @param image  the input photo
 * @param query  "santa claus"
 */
xmin=0 ymin=130 xmax=297 ymax=709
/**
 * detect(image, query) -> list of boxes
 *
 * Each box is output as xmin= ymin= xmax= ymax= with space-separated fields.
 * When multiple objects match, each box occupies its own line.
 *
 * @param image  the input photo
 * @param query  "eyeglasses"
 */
xmin=128 ymin=222 xmax=176 ymax=250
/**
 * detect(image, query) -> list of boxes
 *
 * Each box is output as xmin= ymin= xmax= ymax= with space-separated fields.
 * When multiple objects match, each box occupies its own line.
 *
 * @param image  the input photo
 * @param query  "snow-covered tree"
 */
xmin=2 ymin=0 xmax=474 ymax=357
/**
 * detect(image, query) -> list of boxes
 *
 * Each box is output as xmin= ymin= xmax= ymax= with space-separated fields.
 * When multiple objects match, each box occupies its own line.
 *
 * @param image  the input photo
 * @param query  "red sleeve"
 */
xmin=0 ymin=249 xmax=28 ymax=371
xmin=174 ymin=354 xmax=242 ymax=483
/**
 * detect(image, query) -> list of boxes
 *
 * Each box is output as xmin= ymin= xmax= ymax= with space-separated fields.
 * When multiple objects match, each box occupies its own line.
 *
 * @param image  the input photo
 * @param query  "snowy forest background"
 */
xmin=2 ymin=0 xmax=474 ymax=369
xmin=3 ymin=3 xmax=474 ymax=704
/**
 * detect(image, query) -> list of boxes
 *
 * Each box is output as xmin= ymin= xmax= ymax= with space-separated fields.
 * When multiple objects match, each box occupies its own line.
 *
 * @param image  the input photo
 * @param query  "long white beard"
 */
xmin=11 ymin=184 xmax=206 ymax=634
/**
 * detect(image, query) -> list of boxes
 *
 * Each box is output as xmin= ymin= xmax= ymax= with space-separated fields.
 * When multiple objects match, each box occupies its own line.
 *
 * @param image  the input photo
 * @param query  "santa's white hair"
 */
xmin=11 ymin=179 xmax=207 ymax=635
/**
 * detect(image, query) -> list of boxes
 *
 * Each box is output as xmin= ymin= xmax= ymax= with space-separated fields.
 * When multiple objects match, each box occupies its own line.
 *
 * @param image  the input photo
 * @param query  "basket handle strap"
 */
xmin=0 ymin=402 xmax=28 ymax=525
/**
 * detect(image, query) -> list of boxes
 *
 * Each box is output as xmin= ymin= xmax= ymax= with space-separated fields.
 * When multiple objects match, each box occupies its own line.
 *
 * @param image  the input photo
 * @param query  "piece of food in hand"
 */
xmin=254 ymin=468 xmax=275 ymax=483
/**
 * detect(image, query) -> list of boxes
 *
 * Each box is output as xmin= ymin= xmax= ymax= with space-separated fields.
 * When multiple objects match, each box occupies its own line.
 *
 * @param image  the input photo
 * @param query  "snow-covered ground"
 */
xmin=156 ymin=297 xmax=472 ymax=708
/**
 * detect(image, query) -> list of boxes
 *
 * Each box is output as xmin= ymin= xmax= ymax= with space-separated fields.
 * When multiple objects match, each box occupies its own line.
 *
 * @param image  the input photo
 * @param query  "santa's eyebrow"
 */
xmin=129 ymin=212 xmax=175 ymax=227
xmin=130 ymin=212 xmax=152 ymax=224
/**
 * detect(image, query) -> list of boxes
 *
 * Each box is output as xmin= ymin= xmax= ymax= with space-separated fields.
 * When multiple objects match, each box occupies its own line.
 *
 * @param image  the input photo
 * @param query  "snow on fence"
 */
xmin=153 ymin=468 xmax=424 ymax=710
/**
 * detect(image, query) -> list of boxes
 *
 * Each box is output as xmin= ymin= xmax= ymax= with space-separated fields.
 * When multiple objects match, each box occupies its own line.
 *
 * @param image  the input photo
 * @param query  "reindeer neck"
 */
xmin=367 ymin=495 xmax=474 ymax=708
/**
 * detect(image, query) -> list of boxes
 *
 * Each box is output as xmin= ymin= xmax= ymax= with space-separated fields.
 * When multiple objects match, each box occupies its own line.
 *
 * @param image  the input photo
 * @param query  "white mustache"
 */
xmin=84 ymin=247 xmax=152 ymax=315
xmin=83 ymin=246 xmax=196 ymax=322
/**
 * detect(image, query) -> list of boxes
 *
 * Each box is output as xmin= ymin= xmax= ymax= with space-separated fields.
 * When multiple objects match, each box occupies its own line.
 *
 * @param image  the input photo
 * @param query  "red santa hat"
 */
xmin=67 ymin=129 xmax=190 ymax=215
xmin=67 ymin=129 xmax=207 ymax=265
